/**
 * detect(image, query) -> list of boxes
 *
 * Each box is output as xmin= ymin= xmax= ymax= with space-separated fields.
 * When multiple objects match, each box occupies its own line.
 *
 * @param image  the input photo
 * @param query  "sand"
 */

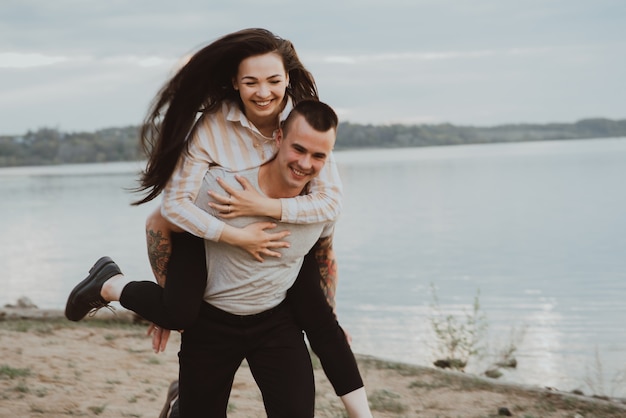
xmin=1 ymin=308 xmax=625 ymax=418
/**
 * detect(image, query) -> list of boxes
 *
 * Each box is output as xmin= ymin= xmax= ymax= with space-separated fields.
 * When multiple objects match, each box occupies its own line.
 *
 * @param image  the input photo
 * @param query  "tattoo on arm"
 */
xmin=146 ymin=228 xmax=171 ymax=287
xmin=314 ymin=236 xmax=338 ymax=309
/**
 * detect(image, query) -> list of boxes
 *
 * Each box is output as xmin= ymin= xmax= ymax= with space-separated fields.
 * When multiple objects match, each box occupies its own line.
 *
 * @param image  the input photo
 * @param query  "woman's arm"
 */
xmin=163 ymin=157 xmax=290 ymax=259
xmin=161 ymin=131 xmax=227 ymax=241
xmin=208 ymin=153 xmax=343 ymax=224
xmin=280 ymin=153 xmax=343 ymax=224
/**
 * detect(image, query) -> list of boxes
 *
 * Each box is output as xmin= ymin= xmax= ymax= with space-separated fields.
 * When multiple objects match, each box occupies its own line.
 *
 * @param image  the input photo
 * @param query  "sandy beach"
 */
xmin=1 ymin=307 xmax=625 ymax=418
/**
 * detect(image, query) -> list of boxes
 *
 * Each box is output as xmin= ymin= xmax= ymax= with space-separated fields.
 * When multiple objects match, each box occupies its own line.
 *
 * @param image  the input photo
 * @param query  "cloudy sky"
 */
xmin=1 ymin=0 xmax=625 ymax=135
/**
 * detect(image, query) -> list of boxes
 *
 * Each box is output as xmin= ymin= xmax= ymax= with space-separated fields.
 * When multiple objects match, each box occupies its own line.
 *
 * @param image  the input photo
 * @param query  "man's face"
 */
xmin=275 ymin=114 xmax=336 ymax=193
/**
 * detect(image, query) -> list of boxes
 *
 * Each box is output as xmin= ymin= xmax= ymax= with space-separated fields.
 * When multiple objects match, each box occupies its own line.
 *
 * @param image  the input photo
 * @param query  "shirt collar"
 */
xmin=224 ymin=98 xmax=293 ymax=137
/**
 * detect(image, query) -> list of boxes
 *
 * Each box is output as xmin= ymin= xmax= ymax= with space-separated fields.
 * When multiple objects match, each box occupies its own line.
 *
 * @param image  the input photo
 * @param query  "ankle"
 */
xmin=100 ymin=274 xmax=126 ymax=301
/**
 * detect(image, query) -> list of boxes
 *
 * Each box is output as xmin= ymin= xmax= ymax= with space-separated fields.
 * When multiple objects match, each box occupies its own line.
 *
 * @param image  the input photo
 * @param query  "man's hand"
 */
xmin=147 ymin=323 xmax=171 ymax=353
xmin=208 ymin=175 xmax=282 ymax=219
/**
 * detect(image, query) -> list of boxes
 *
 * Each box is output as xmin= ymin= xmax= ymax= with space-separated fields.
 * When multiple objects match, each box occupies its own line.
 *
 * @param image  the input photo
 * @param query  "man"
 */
xmin=66 ymin=101 xmax=371 ymax=417
xmin=172 ymin=99 xmax=339 ymax=416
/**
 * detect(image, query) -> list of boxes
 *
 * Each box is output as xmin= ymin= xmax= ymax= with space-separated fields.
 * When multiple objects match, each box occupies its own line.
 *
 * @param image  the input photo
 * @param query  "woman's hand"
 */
xmin=147 ymin=323 xmax=171 ymax=353
xmin=219 ymin=222 xmax=291 ymax=262
xmin=208 ymin=175 xmax=282 ymax=219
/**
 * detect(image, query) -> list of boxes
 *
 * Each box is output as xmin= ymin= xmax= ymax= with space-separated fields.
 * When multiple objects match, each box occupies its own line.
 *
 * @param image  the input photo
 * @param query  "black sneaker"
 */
xmin=64 ymin=256 xmax=122 ymax=321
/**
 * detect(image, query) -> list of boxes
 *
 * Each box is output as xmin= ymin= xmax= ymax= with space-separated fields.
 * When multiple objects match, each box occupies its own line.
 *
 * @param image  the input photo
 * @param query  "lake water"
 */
xmin=1 ymin=137 xmax=625 ymax=396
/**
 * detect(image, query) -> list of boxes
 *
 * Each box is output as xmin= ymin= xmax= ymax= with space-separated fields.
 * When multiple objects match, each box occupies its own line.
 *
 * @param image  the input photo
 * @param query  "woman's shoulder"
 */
xmin=190 ymin=101 xmax=243 ymax=140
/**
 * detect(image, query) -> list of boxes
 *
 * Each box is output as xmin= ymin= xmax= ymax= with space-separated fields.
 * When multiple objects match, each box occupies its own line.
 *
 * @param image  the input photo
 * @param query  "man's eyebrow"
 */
xmin=310 ymin=147 xmax=328 ymax=157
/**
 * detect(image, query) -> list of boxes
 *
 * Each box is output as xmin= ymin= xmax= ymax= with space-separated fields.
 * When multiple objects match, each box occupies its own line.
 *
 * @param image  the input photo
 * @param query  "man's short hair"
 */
xmin=282 ymin=100 xmax=338 ymax=135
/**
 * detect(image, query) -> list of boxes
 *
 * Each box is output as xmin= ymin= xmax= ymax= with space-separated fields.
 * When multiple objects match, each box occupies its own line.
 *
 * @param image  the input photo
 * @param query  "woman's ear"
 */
xmin=232 ymin=77 xmax=239 ymax=91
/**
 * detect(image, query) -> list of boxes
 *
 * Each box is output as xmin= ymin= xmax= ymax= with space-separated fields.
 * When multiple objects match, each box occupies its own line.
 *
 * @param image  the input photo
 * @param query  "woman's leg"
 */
xmin=286 ymin=248 xmax=372 ymax=417
xmin=119 ymin=232 xmax=207 ymax=329
xmin=117 ymin=209 xmax=202 ymax=329
xmin=65 ymin=229 xmax=206 ymax=330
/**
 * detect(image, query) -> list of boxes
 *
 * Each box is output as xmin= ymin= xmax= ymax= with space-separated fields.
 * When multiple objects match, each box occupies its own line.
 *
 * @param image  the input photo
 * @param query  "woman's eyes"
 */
xmin=244 ymin=80 xmax=283 ymax=86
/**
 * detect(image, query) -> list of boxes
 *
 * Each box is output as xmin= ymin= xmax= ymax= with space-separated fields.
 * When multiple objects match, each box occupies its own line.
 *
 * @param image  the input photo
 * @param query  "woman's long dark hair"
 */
xmin=133 ymin=28 xmax=319 ymax=205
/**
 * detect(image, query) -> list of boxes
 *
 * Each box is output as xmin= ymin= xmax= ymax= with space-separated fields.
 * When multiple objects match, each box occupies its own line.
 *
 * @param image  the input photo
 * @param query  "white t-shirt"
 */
xmin=194 ymin=166 xmax=334 ymax=315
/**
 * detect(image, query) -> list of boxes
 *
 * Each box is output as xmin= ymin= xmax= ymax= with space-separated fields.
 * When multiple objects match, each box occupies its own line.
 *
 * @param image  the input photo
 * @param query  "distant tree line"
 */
xmin=0 ymin=126 xmax=141 ymax=167
xmin=333 ymin=118 xmax=626 ymax=149
xmin=1 ymin=118 xmax=625 ymax=168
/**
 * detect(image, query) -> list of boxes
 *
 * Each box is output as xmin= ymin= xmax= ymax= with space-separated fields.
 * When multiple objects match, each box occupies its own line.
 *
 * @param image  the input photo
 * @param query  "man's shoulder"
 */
xmin=198 ymin=167 xmax=261 ymax=206
xmin=205 ymin=166 xmax=259 ymax=182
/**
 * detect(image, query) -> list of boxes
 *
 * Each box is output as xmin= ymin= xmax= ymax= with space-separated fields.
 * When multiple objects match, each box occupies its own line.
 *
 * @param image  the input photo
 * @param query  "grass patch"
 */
xmin=369 ymin=389 xmax=408 ymax=413
xmin=357 ymin=355 xmax=422 ymax=376
xmin=35 ymin=387 xmax=48 ymax=397
xmin=408 ymin=379 xmax=447 ymax=390
xmin=0 ymin=317 xmax=147 ymax=333
xmin=29 ymin=405 xmax=46 ymax=413
xmin=0 ymin=365 xmax=31 ymax=379
xmin=0 ymin=318 xmax=67 ymax=333
xmin=13 ymin=381 xmax=30 ymax=393
xmin=455 ymin=375 xmax=498 ymax=392
xmin=88 ymin=404 xmax=107 ymax=415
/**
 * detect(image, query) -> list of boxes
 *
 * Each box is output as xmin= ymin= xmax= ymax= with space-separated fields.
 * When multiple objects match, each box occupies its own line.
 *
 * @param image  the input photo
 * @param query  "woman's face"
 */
xmin=233 ymin=52 xmax=289 ymax=128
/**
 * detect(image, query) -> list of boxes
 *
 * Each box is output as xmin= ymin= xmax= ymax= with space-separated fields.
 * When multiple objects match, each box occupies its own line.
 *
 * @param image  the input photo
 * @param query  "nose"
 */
xmin=298 ymin=154 xmax=312 ymax=170
xmin=256 ymin=83 xmax=270 ymax=98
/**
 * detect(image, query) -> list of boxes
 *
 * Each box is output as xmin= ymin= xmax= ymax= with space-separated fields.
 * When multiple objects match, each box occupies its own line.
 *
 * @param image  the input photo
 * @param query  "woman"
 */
xmin=66 ymin=29 xmax=371 ymax=417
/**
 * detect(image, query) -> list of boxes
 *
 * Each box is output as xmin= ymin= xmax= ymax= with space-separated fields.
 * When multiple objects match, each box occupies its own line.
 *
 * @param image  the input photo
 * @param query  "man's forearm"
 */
xmin=314 ymin=237 xmax=338 ymax=309
xmin=146 ymin=228 xmax=171 ymax=287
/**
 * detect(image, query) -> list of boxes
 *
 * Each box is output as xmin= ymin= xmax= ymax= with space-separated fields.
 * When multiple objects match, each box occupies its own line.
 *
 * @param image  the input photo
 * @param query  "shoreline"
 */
xmin=1 ymin=306 xmax=625 ymax=417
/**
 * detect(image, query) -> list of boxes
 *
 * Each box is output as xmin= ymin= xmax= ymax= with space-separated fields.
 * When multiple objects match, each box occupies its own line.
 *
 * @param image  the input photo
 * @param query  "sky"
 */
xmin=1 ymin=0 xmax=625 ymax=135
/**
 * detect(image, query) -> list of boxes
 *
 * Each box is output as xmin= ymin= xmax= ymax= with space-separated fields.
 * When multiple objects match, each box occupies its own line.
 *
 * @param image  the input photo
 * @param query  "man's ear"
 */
xmin=276 ymin=128 xmax=283 ymax=146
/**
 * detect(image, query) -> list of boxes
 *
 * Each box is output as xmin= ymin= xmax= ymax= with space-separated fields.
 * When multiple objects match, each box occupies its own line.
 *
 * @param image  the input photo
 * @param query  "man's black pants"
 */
xmin=177 ymin=301 xmax=315 ymax=417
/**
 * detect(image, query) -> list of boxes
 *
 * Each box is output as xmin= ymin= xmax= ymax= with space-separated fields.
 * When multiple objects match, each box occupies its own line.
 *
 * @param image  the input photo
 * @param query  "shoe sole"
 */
xmin=64 ymin=256 xmax=115 ymax=321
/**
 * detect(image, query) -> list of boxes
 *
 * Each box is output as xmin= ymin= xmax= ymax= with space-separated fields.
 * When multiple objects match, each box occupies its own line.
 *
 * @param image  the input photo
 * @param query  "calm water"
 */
xmin=1 ymin=138 xmax=625 ymax=396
